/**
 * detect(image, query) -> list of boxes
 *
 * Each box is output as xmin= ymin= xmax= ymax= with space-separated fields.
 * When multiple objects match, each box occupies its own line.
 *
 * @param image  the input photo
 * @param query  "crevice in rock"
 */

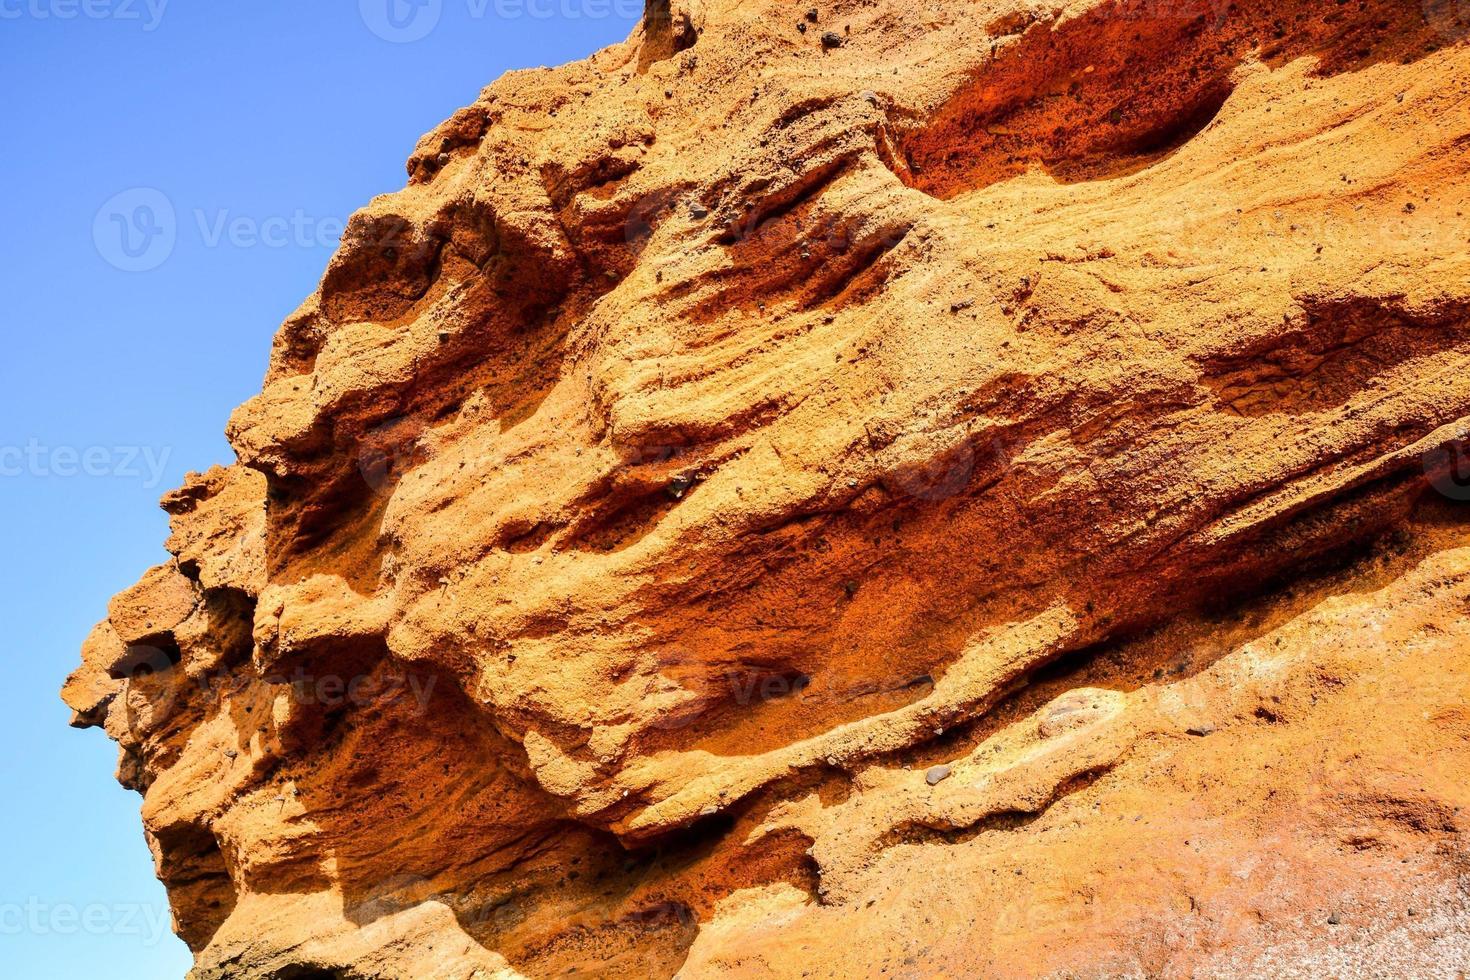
xmin=897 ymin=0 xmax=1457 ymax=198
xmin=639 ymin=0 xmax=698 ymax=72
xmin=153 ymin=822 xmax=239 ymax=953
xmin=1199 ymin=296 xmax=1470 ymax=417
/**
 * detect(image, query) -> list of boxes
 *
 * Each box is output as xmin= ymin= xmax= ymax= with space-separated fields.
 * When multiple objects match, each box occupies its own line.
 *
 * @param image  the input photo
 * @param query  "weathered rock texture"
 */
xmin=66 ymin=1 xmax=1470 ymax=976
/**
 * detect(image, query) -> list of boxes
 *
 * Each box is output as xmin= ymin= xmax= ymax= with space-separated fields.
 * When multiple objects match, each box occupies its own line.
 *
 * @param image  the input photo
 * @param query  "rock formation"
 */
xmin=66 ymin=1 xmax=1470 ymax=976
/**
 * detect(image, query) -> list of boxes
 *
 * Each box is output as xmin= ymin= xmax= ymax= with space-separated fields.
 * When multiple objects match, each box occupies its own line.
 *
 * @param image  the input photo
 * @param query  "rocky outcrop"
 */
xmin=66 ymin=1 xmax=1470 ymax=976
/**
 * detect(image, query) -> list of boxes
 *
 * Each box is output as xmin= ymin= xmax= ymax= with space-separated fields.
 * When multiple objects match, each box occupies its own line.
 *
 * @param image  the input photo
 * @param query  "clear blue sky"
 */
xmin=0 ymin=4 xmax=638 ymax=976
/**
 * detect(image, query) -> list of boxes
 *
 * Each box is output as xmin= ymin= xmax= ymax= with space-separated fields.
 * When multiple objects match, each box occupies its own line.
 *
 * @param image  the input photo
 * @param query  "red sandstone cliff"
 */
xmin=66 ymin=2 xmax=1470 ymax=976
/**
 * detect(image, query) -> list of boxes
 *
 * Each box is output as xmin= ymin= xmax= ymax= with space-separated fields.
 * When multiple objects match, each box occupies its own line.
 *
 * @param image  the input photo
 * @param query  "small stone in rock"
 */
xmin=925 ymin=764 xmax=952 ymax=786
xmin=821 ymin=31 xmax=844 ymax=49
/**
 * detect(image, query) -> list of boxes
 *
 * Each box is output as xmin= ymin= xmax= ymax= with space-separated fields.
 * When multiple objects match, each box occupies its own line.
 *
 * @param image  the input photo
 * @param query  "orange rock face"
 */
xmin=65 ymin=2 xmax=1470 ymax=976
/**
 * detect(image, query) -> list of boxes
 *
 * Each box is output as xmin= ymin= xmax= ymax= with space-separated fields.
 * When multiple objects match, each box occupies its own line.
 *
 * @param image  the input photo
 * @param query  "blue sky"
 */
xmin=0 ymin=3 xmax=639 ymax=975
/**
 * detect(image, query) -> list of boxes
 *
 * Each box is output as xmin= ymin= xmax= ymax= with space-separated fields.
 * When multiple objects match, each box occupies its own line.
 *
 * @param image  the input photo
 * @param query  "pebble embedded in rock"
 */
xmin=822 ymin=31 xmax=844 ymax=49
xmin=925 ymin=764 xmax=952 ymax=786
xmin=1039 ymin=692 xmax=1110 ymax=739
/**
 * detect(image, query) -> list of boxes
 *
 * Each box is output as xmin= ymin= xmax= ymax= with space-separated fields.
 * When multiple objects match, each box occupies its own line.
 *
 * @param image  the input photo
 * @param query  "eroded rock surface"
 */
xmin=66 ymin=1 xmax=1470 ymax=976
